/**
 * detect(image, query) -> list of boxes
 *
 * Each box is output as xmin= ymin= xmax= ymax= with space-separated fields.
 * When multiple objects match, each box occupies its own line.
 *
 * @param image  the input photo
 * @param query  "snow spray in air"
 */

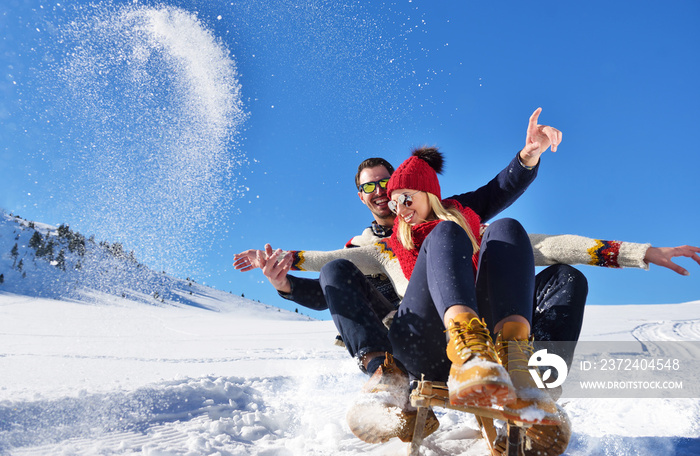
xmin=44 ymin=3 xmax=247 ymax=275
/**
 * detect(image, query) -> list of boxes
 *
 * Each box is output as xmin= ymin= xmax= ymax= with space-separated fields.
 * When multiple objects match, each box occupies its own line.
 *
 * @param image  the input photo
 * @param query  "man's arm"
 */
xmin=449 ymin=108 xmax=561 ymax=222
xmin=279 ymin=276 xmax=329 ymax=311
xmin=450 ymin=152 xmax=538 ymax=222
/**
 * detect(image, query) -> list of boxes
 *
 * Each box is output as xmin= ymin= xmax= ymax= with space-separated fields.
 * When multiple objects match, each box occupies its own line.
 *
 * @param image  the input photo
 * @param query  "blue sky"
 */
xmin=2 ymin=0 xmax=698 ymax=319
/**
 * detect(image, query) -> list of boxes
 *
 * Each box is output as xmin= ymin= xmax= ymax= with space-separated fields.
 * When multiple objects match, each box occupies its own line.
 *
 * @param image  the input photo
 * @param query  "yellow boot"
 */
xmin=496 ymin=321 xmax=560 ymax=424
xmin=446 ymin=313 xmax=515 ymax=407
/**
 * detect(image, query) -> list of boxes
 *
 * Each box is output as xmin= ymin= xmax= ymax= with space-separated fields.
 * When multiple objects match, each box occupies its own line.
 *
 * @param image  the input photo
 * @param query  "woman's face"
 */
xmin=389 ymin=188 xmax=433 ymax=226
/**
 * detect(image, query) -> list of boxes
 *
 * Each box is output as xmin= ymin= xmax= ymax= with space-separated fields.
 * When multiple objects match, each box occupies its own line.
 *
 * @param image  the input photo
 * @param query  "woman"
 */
xmin=379 ymin=147 xmax=557 ymax=418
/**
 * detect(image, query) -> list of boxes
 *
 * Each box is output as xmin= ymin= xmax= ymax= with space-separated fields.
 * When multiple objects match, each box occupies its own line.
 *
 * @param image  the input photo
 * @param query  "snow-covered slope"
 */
xmin=2 ymin=293 xmax=699 ymax=456
xmin=1 ymin=211 xmax=699 ymax=455
xmin=0 ymin=210 xmax=304 ymax=319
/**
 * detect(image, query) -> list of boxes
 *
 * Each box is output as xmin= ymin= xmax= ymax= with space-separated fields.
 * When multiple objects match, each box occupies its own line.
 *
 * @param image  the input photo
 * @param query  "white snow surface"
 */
xmin=3 ymin=297 xmax=700 ymax=456
xmin=2 ymin=213 xmax=700 ymax=455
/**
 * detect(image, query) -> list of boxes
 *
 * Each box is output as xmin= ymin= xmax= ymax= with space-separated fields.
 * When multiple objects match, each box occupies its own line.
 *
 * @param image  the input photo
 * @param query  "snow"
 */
xmin=2 ymin=213 xmax=700 ymax=455
xmin=2 ymin=294 xmax=699 ymax=456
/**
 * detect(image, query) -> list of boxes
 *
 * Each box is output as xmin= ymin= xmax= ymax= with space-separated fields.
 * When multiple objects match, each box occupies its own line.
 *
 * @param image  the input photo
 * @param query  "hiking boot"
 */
xmin=493 ymin=405 xmax=572 ymax=456
xmin=446 ymin=313 xmax=515 ymax=407
xmin=346 ymin=353 xmax=440 ymax=443
xmin=496 ymin=322 xmax=560 ymax=424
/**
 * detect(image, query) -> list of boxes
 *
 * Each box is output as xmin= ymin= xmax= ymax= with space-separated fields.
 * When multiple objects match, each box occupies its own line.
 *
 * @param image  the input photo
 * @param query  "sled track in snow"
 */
xmin=632 ymin=319 xmax=700 ymax=342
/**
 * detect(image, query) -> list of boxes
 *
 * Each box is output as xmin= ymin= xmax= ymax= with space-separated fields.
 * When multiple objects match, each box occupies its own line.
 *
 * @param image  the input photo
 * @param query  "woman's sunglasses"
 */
xmin=388 ymin=191 xmax=421 ymax=214
xmin=359 ymin=178 xmax=390 ymax=194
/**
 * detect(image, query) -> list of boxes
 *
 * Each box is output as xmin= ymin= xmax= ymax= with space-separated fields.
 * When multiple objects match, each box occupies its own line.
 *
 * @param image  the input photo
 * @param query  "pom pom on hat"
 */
xmin=412 ymin=147 xmax=444 ymax=174
xmin=387 ymin=147 xmax=443 ymax=200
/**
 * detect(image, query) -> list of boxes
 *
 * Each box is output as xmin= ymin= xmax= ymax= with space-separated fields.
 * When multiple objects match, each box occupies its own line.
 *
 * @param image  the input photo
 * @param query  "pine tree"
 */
xmin=17 ymin=259 xmax=24 ymax=272
xmin=11 ymin=243 xmax=19 ymax=267
xmin=56 ymin=249 xmax=66 ymax=270
xmin=0 ymin=274 xmax=4 ymax=284
xmin=57 ymin=224 xmax=70 ymax=238
xmin=29 ymin=231 xmax=43 ymax=249
xmin=68 ymin=233 xmax=86 ymax=256
xmin=37 ymin=239 xmax=55 ymax=260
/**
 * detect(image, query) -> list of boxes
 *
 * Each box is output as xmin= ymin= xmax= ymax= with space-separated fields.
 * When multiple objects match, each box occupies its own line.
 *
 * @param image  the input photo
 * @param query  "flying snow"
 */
xmin=41 ymin=3 xmax=247 ymax=275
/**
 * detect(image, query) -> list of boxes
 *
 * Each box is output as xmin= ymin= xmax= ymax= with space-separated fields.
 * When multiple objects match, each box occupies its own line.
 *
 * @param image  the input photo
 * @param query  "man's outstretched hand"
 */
xmin=520 ymin=107 xmax=563 ymax=167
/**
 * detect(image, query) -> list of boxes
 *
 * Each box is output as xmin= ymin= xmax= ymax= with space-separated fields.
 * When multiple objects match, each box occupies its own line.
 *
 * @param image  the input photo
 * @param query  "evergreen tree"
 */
xmin=110 ymin=242 xmax=125 ymax=258
xmin=0 ymin=274 xmax=4 ymax=284
xmin=11 ymin=243 xmax=19 ymax=267
xmin=68 ymin=233 xmax=86 ymax=256
xmin=37 ymin=239 xmax=55 ymax=260
xmin=57 ymin=224 xmax=70 ymax=238
xmin=29 ymin=231 xmax=43 ymax=249
xmin=56 ymin=249 xmax=66 ymax=270
xmin=17 ymin=259 xmax=23 ymax=272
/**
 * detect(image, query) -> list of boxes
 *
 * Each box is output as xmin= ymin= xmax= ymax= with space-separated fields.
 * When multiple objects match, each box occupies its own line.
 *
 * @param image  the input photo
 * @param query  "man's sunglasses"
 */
xmin=388 ymin=191 xmax=421 ymax=214
xmin=359 ymin=178 xmax=390 ymax=194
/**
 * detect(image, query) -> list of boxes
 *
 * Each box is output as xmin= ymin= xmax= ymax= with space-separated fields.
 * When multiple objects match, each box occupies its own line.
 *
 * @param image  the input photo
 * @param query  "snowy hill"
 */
xmin=1 ymin=212 xmax=700 ymax=455
xmin=0 ymin=210 xmax=305 ymax=320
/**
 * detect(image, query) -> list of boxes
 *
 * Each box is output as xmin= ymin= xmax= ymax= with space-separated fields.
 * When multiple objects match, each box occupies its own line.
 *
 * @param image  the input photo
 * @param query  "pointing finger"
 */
xmin=529 ymin=107 xmax=542 ymax=130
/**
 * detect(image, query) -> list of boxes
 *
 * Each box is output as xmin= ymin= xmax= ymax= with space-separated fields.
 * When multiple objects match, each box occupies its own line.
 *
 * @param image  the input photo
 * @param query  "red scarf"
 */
xmin=388 ymin=199 xmax=482 ymax=280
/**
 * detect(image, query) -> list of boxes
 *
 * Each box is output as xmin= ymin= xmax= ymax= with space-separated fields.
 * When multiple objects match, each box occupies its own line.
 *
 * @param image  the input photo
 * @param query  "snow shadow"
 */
xmin=0 ymin=375 xmax=295 ymax=453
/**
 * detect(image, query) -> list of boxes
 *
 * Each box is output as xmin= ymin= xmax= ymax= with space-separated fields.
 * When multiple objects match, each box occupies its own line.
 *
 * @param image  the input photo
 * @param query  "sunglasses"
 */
xmin=359 ymin=178 xmax=390 ymax=194
xmin=388 ymin=191 xmax=421 ymax=214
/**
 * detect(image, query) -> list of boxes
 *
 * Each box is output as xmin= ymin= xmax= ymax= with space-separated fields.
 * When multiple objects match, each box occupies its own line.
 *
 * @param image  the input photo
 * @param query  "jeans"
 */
xmin=321 ymin=219 xmax=588 ymax=381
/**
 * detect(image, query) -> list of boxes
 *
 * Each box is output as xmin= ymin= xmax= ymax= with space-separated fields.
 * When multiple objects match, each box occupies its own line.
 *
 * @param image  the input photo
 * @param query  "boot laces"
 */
xmin=498 ymin=336 xmax=535 ymax=374
xmin=450 ymin=317 xmax=497 ymax=361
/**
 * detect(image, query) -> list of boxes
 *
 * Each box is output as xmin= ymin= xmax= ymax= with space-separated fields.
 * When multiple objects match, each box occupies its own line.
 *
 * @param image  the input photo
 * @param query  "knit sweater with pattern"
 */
xmin=287 ymin=232 xmax=650 ymax=301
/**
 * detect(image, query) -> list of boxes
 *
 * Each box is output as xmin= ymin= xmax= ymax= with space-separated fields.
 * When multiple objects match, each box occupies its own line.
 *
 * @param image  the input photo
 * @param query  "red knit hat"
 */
xmin=387 ymin=147 xmax=444 ymax=200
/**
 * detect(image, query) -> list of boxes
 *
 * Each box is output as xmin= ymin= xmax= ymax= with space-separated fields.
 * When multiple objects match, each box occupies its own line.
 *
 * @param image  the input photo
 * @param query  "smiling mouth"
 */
xmin=373 ymin=197 xmax=389 ymax=207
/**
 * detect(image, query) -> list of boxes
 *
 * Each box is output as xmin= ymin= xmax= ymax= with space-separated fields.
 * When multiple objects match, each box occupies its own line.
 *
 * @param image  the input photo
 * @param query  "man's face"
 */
xmin=357 ymin=165 xmax=394 ymax=225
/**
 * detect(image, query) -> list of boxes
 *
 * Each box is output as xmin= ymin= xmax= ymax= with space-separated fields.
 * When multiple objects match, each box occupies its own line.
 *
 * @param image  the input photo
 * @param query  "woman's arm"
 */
xmin=529 ymin=233 xmax=650 ymax=269
xmin=288 ymin=244 xmax=385 ymax=276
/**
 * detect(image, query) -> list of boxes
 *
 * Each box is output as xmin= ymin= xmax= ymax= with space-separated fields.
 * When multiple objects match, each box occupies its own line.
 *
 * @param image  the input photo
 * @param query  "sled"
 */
xmin=408 ymin=379 xmax=562 ymax=456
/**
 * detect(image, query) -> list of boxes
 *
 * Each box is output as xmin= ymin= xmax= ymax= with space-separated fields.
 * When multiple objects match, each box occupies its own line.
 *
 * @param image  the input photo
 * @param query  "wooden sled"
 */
xmin=408 ymin=379 xmax=555 ymax=456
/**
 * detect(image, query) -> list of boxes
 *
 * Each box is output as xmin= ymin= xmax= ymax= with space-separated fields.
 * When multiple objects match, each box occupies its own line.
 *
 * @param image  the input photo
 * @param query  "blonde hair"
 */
xmin=397 ymin=192 xmax=480 ymax=253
